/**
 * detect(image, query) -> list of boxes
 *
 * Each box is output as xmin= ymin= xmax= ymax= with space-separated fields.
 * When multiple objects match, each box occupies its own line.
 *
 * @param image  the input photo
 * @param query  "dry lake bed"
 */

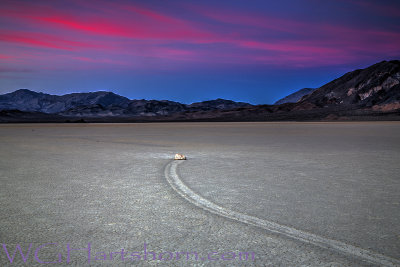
xmin=0 ymin=122 xmax=399 ymax=266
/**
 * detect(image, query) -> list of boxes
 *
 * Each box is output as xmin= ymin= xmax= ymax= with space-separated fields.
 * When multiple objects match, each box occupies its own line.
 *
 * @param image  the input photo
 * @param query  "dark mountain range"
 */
xmin=188 ymin=98 xmax=251 ymax=110
xmin=0 ymin=89 xmax=251 ymax=118
xmin=0 ymin=90 xmax=131 ymax=113
xmin=274 ymin=88 xmax=316 ymax=105
xmin=60 ymin=99 xmax=188 ymax=117
xmin=0 ymin=60 xmax=399 ymax=122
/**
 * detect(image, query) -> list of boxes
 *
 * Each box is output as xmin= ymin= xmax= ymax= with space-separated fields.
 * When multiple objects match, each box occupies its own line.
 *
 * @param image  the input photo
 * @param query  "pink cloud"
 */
xmin=0 ymin=1 xmax=219 ymax=45
xmin=0 ymin=32 xmax=74 ymax=50
xmin=71 ymin=56 xmax=130 ymax=66
xmin=238 ymin=40 xmax=339 ymax=54
xmin=193 ymin=7 xmax=309 ymax=34
xmin=0 ymin=0 xmax=398 ymax=70
xmin=0 ymin=54 xmax=13 ymax=60
xmin=14 ymin=3 xmax=213 ymax=42
xmin=0 ymin=28 xmax=108 ymax=51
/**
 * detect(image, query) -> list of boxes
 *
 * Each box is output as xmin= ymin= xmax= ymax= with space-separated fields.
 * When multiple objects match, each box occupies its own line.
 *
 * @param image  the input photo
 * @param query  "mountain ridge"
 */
xmin=0 ymin=89 xmax=252 ymax=117
xmin=1 ymin=60 xmax=399 ymax=122
xmin=274 ymin=88 xmax=316 ymax=105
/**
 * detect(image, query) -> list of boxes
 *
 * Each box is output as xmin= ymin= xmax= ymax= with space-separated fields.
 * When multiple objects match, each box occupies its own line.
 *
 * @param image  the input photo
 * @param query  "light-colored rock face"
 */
xmin=174 ymin=153 xmax=186 ymax=160
xmin=354 ymin=73 xmax=400 ymax=101
xmin=345 ymin=72 xmax=400 ymax=100
xmin=359 ymin=86 xmax=382 ymax=101
xmin=347 ymin=79 xmax=374 ymax=97
xmin=347 ymin=88 xmax=356 ymax=96
xmin=382 ymin=75 xmax=400 ymax=88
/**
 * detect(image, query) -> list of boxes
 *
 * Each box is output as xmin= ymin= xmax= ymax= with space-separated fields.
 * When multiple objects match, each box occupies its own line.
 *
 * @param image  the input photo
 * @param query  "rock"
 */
xmin=174 ymin=153 xmax=186 ymax=160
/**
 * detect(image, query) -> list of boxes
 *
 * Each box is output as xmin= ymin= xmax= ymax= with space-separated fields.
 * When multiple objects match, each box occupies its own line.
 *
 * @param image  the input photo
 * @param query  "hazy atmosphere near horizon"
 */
xmin=0 ymin=0 xmax=399 ymax=104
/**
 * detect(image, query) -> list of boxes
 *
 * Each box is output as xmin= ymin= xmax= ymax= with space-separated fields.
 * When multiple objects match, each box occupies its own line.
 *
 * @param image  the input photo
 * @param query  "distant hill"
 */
xmin=0 ymin=90 xmax=131 ymax=113
xmin=0 ymin=90 xmax=252 ymax=117
xmin=188 ymin=98 xmax=251 ymax=111
xmin=274 ymin=88 xmax=316 ymax=105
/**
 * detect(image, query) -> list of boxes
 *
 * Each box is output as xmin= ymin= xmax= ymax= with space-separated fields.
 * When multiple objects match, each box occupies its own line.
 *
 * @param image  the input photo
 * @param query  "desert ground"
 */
xmin=0 ymin=122 xmax=399 ymax=266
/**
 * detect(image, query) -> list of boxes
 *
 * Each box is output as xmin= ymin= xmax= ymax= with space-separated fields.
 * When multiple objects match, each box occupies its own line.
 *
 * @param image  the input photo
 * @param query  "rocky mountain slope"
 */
xmin=295 ymin=60 xmax=400 ymax=111
xmin=169 ymin=60 xmax=400 ymax=121
xmin=274 ymin=88 xmax=315 ymax=105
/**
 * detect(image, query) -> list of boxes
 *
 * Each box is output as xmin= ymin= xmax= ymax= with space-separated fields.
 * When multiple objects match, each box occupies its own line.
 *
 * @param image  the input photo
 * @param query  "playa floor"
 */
xmin=0 ymin=122 xmax=399 ymax=266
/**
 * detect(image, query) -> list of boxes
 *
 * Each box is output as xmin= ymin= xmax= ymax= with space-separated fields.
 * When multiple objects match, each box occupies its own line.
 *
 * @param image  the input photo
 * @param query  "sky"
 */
xmin=0 ymin=0 xmax=399 ymax=104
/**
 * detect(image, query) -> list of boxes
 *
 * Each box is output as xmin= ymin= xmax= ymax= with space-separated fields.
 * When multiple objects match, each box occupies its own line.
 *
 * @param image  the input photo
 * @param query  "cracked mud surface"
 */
xmin=0 ymin=122 xmax=399 ymax=266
